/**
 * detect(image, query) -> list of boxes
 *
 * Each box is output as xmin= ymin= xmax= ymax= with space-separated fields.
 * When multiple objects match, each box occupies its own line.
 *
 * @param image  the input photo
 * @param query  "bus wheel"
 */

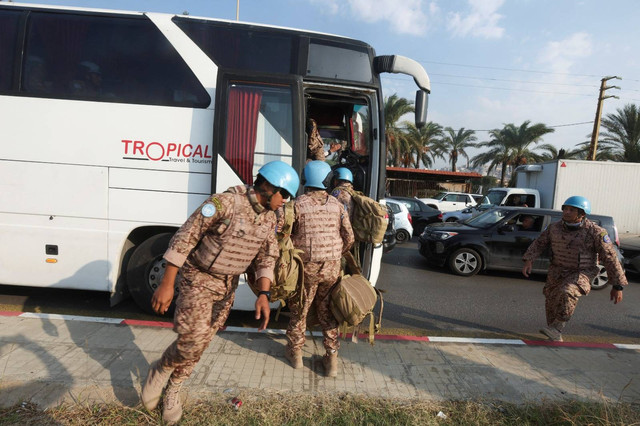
xmin=126 ymin=233 xmax=178 ymax=315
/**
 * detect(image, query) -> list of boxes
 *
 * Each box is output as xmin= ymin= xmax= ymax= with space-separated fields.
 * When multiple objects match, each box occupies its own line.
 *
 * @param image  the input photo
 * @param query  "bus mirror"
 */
xmin=415 ymin=90 xmax=428 ymax=128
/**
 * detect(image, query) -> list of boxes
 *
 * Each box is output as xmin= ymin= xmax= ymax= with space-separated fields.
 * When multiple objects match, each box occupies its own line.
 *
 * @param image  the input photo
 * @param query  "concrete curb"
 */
xmin=3 ymin=311 xmax=639 ymax=350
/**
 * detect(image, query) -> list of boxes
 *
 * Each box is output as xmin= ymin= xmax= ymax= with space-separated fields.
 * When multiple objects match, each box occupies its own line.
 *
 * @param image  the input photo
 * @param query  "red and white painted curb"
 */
xmin=3 ymin=311 xmax=639 ymax=350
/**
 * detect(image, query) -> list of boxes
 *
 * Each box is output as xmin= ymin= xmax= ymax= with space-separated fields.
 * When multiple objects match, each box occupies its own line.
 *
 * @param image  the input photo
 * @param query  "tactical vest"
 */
xmin=292 ymin=193 xmax=343 ymax=262
xmin=191 ymin=191 xmax=274 ymax=275
xmin=549 ymin=221 xmax=598 ymax=270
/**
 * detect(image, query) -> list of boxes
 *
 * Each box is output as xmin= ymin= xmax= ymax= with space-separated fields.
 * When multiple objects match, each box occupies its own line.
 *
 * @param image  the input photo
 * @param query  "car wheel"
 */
xmin=448 ymin=247 xmax=482 ymax=277
xmin=590 ymin=263 xmax=608 ymax=290
xmin=126 ymin=233 xmax=180 ymax=315
xmin=445 ymin=217 xmax=457 ymax=222
xmin=395 ymin=229 xmax=411 ymax=244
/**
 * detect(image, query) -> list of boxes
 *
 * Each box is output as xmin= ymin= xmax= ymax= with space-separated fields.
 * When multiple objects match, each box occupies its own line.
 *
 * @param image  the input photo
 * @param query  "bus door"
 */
xmin=304 ymin=86 xmax=382 ymax=282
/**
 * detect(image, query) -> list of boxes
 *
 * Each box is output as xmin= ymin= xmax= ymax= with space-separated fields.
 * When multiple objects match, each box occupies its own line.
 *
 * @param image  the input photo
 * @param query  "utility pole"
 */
xmin=587 ymin=76 xmax=620 ymax=161
xmin=236 ymin=0 xmax=240 ymax=21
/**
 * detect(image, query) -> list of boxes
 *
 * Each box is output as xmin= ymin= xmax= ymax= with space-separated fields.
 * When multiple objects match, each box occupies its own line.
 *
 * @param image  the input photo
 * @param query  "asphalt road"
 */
xmin=1 ymin=238 xmax=638 ymax=343
xmin=378 ymin=238 xmax=640 ymax=343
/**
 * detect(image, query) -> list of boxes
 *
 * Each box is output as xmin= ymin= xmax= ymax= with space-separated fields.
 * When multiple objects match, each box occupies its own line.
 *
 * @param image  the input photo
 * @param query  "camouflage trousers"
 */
xmin=286 ymin=260 xmax=341 ymax=353
xmin=542 ymin=266 xmax=591 ymax=325
xmin=160 ymin=260 xmax=238 ymax=383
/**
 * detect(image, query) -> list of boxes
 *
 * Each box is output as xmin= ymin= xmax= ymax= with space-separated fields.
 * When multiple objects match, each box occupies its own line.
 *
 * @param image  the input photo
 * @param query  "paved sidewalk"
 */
xmin=1 ymin=312 xmax=639 ymax=409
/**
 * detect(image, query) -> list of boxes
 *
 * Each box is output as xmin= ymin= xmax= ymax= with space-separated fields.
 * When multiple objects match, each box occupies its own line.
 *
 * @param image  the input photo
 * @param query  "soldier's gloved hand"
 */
xmin=610 ymin=288 xmax=623 ymax=304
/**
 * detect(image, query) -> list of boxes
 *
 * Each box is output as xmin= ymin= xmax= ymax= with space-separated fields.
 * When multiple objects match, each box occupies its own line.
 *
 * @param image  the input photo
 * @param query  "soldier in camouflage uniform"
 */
xmin=285 ymin=161 xmax=354 ymax=377
xmin=522 ymin=196 xmax=627 ymax=342
xmin=306 ymin=118 xmax=342 ymax=162
xmin=141 ymin=161 xmax=299 ymax=424
xmin=330 ymin=167 xmax=355 ymax=223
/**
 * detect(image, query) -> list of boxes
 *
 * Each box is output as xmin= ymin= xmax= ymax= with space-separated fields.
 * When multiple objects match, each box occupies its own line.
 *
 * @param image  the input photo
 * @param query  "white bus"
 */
xmin=0 ymin=3 xmax=430 ymax=313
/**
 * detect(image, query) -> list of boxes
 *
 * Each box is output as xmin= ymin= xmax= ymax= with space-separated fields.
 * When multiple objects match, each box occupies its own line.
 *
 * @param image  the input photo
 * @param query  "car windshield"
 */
xmin=465 ymin=208 xmax=510 ymax=228
xmin=433 ymin=192 xmax=447 ymax=201
xmin=486 ymin=190 xmax=507 ymax=205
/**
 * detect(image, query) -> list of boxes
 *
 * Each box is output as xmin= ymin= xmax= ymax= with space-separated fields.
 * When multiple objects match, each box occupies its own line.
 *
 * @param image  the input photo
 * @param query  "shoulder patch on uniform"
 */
xmin=211 ymin=197 xmax=223 ymax=211
xmin=603 ymin=234 xmax=611 ymax=244
xmin=331 ymin=189 xmax=341 ymax=197
xmin=201 ymin=203 xmax=216 ymax=218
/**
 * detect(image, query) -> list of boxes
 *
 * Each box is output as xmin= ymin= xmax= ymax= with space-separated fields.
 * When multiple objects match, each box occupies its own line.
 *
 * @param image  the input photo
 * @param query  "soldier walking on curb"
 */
xmin=285 ymin=161 xmax=354 ymax=377
xmin=522 ymin=196 xmax=627 ymax=342
xmin=140 ymin=161 xmax=299 ymax=424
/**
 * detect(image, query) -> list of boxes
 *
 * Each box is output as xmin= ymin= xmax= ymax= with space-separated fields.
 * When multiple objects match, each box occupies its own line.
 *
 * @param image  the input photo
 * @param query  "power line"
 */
xmin=418 ymin=59 xmax=604 ymax=78
xmin=432 ymin=81 xmax=595 ymax=97
xmin=429 ymin=72 xmax=599 ymax=88
xmin=397 ymin=121 xmax=592 ymax=132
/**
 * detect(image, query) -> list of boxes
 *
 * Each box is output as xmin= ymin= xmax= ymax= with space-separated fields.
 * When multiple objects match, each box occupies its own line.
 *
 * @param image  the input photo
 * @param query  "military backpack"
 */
xmin=329 ymin=251 xmax=383 ymax=344
xmin=246 ymin=201 xmax=304 ymax=306
xmin=341 ymin=188 xmax=387 ymax=245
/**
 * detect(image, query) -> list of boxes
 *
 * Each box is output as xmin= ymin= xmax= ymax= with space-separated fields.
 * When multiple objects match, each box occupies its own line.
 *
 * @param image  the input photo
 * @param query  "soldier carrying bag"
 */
xmin=342 ymin=188 xmax=387 ymax=245
xmin=329 ymin=251 xmax=383 ymax=344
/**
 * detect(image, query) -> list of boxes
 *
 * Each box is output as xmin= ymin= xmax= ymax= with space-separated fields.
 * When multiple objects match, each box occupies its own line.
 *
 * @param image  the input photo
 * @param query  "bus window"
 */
xmin=174 ymin=17 xmax=296 ymax=74
xmin=224 ymin=83 xmax=293 ymax=184
xmin=23 ymin=12 xmax=209 ymax=107
xmin=0 ymin=10 xmax=21 ymax=92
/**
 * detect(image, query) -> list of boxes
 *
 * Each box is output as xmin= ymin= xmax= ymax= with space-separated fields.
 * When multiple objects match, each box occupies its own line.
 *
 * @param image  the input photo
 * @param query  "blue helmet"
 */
xmin=257 ymin=161 xmax=299 ymax=197
xmin=562 ymin=195 xmax=591 ymax=215
xmin=303 ymin=161 xmax=332 ymax=189
xmin=334 ymin=167 xmax=353 ymax=183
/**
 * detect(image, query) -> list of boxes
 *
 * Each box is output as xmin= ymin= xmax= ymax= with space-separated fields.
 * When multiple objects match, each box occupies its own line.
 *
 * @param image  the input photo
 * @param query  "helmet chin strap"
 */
xmin=255 ymin=186 xmax=275 ymax=210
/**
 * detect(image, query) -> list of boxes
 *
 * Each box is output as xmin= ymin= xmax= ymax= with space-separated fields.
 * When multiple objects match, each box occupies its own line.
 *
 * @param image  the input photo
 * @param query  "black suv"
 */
xmin=387 ymin=196 xmax=442 ymax=235
xmin=418 ymin=207 xmax=623 ymax=290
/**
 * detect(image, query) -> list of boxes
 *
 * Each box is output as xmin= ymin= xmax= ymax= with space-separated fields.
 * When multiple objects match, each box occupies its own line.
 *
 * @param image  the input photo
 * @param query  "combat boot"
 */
xmin=322 ymin=350 xmax=338 ymax=377
xmin=285 ymin=348 xmax=303 ymax=369
xmin=162 ymin=379 xmax=183 ymax=424
xmin=141 ymin=360 xmax=174 ymax=411
xmin=540 ymin=320 xmax=565 ymax=342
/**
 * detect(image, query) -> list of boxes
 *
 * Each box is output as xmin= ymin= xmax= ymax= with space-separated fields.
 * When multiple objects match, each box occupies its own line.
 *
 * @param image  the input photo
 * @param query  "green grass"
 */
xmin=1 ymin=394 xmax=639 ymax=426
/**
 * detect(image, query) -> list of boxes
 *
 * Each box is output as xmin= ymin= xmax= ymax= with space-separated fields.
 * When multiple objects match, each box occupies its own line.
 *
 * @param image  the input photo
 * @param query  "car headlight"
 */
xmin=432 ymin=231 xmax=458 ymax=240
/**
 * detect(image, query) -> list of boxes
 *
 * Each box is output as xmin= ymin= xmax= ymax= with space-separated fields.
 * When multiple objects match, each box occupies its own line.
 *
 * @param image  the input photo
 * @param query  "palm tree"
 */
xmin=383 ymin=94 xmax=414 ymax=167
xmin=502 ymin=121 xmax=555 ymax=167
xmin=471 ymin=128 xmax=511 ymax=186
xmin=596 ymin=104 xmax=640 ymax=162
xmin=535 ymin=144 xmax=582 ymax=161
xmin=440 ymin=127 xmax=477 ymax=172
xmin=402 ymin=121 xmax=444 ymax=168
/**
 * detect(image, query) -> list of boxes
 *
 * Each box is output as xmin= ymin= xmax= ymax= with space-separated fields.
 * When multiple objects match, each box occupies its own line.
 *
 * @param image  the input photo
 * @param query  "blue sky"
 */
xmin=13 ymin=0 xmax=640 ymax=168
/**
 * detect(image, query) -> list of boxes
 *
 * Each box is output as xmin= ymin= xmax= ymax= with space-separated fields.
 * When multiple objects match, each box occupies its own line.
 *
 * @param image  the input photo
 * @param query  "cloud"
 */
xmin=447 ymin=0 xmax=505 ymax=39
xmin=537 ymin=32 xmax=593 ymax=74
xmin=309 ymin=0 xmax=434 ymax=36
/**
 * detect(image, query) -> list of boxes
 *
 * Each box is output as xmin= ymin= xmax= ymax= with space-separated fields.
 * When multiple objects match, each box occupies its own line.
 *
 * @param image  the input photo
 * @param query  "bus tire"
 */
xmin=126 ymin=233 xmax=177 ymax=315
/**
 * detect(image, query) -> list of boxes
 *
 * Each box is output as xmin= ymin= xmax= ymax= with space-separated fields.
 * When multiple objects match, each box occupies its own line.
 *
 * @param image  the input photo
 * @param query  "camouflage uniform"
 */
xmin=159 ymin=185 xmax=278 ymax=382
xmin=306 ymin=118 xmax=326 ymax=161
xmin=523 ymin=219 xmax=627 ymax=326
xmin=286 ymin=190 xmax=354 ymax=353
xmin=331 ymin=182 xmax=355 ymax=223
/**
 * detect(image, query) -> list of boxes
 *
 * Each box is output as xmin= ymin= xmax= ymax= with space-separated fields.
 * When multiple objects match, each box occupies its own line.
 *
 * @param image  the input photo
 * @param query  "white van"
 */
xmin=486 ymin=188 xmax=540 ymax=208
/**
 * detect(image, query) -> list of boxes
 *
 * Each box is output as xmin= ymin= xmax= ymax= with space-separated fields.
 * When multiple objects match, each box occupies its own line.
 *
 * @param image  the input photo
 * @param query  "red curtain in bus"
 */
xmin=225 ymin=86 xmax=262 ymax=184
